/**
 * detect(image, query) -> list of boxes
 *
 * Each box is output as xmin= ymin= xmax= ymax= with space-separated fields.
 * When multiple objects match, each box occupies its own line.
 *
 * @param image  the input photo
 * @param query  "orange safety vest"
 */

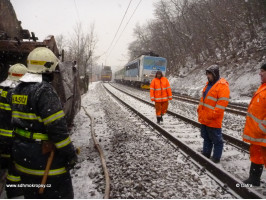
xmin=243 ymin=83 xmax=266 ymax=147
xmin=150 ymin=77 xmax=172 ymax=102
xmin=197 ymin=78 xmax=230 ymax=128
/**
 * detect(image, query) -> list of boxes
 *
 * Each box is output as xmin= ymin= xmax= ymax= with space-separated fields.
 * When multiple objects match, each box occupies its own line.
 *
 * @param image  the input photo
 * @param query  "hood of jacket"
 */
xmin=206 ymin=64 xmax=220 ymax=83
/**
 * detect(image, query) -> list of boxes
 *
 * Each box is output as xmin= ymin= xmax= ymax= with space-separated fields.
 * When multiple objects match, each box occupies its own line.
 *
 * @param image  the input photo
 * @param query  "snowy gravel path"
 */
xmin=107 ymin=83 xmax=266 ymax=196
xmin=69 ymin=82 xmax=265 ymax=198
xmin=71 ymin=82 xmax=236 ymax=198
xmin=102 ymin=83 xmax=236 ymax=198
xmin=70 ymin=83 xmax=106 ymax=198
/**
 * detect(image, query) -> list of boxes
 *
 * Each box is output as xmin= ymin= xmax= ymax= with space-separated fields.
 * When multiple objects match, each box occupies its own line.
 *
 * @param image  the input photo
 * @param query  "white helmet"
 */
xmin=8 ymin=63 xmax=27 ymax=81
xmin=27 ymin=47 xmax=59 ymax=73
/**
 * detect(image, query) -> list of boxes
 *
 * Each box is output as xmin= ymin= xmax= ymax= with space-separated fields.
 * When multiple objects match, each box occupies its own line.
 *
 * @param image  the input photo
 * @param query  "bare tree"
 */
xmin=55 ymin=22 xmax=98 ymax=93
xmin=63 ymin=22 xmax=98 ymax=76
xmin=55 ymin=34 xmax=65 ymax=53
xmin=128 ymin=0 xmax=266 ymax=76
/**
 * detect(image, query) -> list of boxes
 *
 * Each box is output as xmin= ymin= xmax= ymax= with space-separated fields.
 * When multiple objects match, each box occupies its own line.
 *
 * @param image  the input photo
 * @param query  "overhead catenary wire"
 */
xmin=105 ymin=0 xmax=143 ymax=65
xmin=104 ymin=0 xmax=133 ymax=63
xmin=73 ymin=0 xmax=81 ymax=23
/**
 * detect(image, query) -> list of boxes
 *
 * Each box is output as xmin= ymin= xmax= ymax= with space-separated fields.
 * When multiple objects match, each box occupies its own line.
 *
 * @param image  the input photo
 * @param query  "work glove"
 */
xmin=65 ymin=151 xmax=78 ymax=171
xmin=64 ymin=145 xmax=80 ymax=171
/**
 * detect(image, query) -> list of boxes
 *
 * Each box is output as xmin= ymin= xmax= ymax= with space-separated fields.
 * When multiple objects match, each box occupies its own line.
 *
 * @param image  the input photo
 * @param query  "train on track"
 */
xmin=114 ymin=55 xmax=167 ymax=89
xmin=101 ymin=66 xmax=112 ymax=82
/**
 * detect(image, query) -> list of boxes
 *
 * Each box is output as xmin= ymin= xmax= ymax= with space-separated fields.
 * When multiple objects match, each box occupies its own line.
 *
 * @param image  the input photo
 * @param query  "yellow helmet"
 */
xmin=8 ymin=63 xmax=27 ymax=81
xmin=27 ymin=47 xmax=59 ymax=73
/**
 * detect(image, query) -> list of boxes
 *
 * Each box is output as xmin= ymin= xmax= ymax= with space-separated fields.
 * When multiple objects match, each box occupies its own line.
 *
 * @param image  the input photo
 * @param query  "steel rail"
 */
xmin=172 ymin=96 xmax=247 ymax=116
xmin=172 ymin=92 xmax=248 ymax=111
xmin=104 ymin=84 xmax=264 ymax=199
xmin=131 ymin=86 xmax=247 ymax=116
xmin=120 ymin=84 xmax=248 ymax=115
xmin=110 ymin=83 xmax=250 ymax=152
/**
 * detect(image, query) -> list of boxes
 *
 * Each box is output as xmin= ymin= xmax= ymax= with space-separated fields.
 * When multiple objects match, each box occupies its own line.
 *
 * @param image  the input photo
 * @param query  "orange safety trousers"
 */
xmin=250 ymin=144 xmax=266 ymax=167
xmin=155 ymin=101 xmax=169 ymax=117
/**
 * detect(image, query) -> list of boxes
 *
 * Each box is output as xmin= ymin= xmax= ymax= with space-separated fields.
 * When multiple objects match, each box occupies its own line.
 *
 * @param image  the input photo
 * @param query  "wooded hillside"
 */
xmin=128 ymin=0 xmax=266 ymax=76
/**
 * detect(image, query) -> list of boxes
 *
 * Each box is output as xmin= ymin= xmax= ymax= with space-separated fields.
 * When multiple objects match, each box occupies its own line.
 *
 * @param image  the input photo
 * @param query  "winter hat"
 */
xmin=206 ymin=64 xmax=220 ymax=82
xmin=261 ymin=63 xmax=266 ymax=70
xmin=155 ymin=70 xmax=163 ymax=78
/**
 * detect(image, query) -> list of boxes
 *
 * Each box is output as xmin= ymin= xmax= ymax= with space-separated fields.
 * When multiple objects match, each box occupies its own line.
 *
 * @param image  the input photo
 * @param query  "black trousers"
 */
xmin=20 ymin=171 xmax=74 ymax=199
xmin=1 ymin=157 xmax=23 ymax=198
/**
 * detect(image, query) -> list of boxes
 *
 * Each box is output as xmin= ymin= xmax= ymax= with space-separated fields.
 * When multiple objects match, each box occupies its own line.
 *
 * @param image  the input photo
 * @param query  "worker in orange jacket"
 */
xmin=197 ymin=65 xmax=230 ymax=163
xmin=150 ymin=70 xmax=172 ymax=124
xmin=242 ymin=63 xmax=266 ymax=186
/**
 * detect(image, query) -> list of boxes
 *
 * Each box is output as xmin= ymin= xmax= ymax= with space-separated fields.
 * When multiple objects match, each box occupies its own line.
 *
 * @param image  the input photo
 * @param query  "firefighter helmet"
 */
xmin=27 ymin=47 xmax=59 ymax=73
xmin=8 ymin=63 xmax=27 ymax=81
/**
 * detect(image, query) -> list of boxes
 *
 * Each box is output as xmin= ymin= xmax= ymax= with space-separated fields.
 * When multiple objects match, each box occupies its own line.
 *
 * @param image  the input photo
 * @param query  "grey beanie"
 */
xmin=206 ymin=64 xmax=220 ymax=81
xmin=261 ymin=63 xmax=266 ymax=70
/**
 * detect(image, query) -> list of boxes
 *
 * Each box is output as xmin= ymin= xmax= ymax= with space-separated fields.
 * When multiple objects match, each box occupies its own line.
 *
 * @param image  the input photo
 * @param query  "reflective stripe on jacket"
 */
xmin=0 ymin=86 xmax=13 ymax=157
xmin=243 ymin=83 xmax=266 ymax=147
xmin=7 ymin=173 xmax=21 ymax=182
xmin=11 ymin=82 xmax=70 ymax=147
xmin=197 ymin=78 xmax=230 ymax=128
xmin=11 ymin=81 xmax=76 ymax=176
xmin=150 ymin=77 xmax=172 ymax=102
xmin=15 ymin=162 xmax=67 ymax=176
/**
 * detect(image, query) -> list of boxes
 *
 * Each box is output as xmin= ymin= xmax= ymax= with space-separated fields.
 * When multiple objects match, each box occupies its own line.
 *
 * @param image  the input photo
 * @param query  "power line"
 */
xmin=104 ymin=0 xmax=133 ymax=61
xmin=106 ymin=0 xmax=143 ymax=64
xmin=111 ymin=0 xmax=142 ymax=55
xmin=73 ymin=0 xmax=81 ymax=22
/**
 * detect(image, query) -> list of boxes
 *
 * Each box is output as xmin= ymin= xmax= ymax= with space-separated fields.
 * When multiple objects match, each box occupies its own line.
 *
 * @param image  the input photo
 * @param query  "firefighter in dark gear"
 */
xmin=0 ymin=63 xmax=27 ymax=198
xmin=11 ymin=47 xmax=78 ymax=199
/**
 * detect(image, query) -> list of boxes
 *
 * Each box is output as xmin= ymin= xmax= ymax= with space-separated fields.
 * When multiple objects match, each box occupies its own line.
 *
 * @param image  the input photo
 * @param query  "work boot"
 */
xmin=243 ymin=162 xmax=263 ymax=186
xmin=201 ymin=152 xmax=210 ymax=159
xmin=157 ymin=117 xmax=160 ymax=124
xmin=211 ymin=157 xmax=220 ymax=163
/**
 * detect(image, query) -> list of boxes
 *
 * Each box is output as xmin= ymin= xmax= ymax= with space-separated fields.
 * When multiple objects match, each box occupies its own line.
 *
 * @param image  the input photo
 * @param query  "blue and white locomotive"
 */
xmin=114 ymin=55 xmax=167 ymax=89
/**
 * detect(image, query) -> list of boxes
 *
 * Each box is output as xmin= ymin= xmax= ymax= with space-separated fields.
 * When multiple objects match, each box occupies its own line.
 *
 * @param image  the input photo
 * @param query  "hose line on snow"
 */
xmin=82 ymin=106 xmax=110 ymax=199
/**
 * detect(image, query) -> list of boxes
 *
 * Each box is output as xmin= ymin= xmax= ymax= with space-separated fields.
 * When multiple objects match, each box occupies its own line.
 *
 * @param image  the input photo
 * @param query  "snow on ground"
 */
xmin=70 ymin=82 xmax=105 ymax=199
xmin=69 ymin=81 xmax=266 ymax=198
xmin=107 ymin=83 xmax=266 ymax=194
xmin=69 ymin=82 xmax=237 ymax=198
xmin=111 ymin=83 xmax=246 ymax=140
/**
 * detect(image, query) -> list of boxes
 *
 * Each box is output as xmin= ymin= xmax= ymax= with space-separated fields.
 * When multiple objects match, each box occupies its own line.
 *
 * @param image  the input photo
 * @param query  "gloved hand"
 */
xmin=65 ymin=151 xmax=78 ymax=171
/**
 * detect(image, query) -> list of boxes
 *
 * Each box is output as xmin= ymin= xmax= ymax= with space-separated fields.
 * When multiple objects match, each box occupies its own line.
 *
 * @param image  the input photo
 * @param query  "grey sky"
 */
xmin=10 ymin=0 xmax=160 ymax=70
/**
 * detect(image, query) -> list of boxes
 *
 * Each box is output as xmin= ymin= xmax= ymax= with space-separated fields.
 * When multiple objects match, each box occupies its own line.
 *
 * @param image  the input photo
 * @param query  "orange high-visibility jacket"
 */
xmin=243 ymin=83 xmax=266 ymax=147
xmin=197 ymin=78 xmax=230 ymax=128
xmin=150 ymin=77 xmax=172 ymax=102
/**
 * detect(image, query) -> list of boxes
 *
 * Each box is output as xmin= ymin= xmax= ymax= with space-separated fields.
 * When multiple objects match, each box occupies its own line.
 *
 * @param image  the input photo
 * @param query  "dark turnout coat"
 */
xmin=0 ymin=85 xmax=13 ymax=162
xmin=11 ymin=80 xmax=76 ymax=177
xmin=0 ymin=84 xmax=23 ymax=198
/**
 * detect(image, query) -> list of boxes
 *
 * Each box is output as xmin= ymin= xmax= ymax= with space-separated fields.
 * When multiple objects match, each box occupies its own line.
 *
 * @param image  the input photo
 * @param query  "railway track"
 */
xmin=112 ymin=83 xmax=247 ymax=141
xmin=114 ymin=83 xmax=248 ymax=116
xmin=105 ymin=83 xmax=265 ymax=198
xmin=173 ymin=92 xmax=248 ymax=110
xmin=110 ymin=83 xmax=249 ymax=151
xmin=172 ymin=94 xmax=247 ymax=116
